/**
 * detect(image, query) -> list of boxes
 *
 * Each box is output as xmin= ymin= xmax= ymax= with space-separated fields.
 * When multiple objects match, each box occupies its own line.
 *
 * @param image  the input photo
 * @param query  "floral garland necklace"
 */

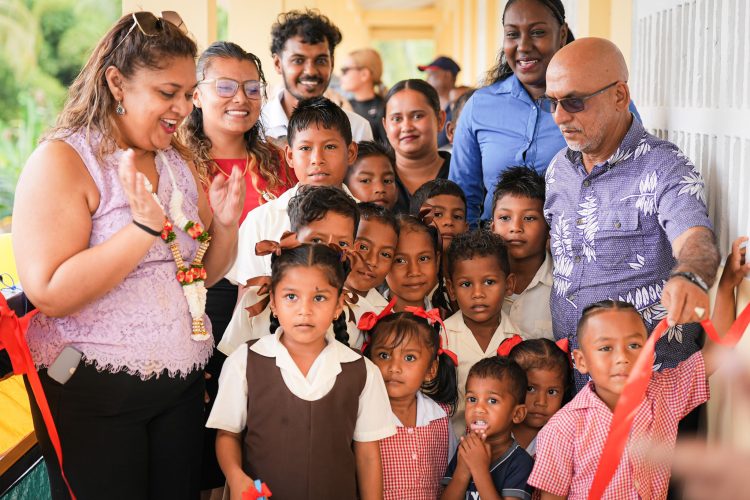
xmin=143 ymin=151 xmax=211 ymax=341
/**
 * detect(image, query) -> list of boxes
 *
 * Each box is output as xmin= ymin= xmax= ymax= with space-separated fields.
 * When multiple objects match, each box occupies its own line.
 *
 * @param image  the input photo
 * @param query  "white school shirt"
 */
xmin=207 ymin=329 xmax=396 ymax=442
xmin=441 ymin=311 xmax=519 ymax=436
xmin=228 ymin=183 xmax=357 ymax=285
xmin=261 ymin=87 xmax=374 ymax=143
xmin=216 ymin=285 xmax=273 ymax=356
xmin=502 ymin=252 xmax=554 ymax=340
xmin=390 ymin=392 xmax=459 ymax=463
xmin=346 ymin=288 xmax=390 ymax=350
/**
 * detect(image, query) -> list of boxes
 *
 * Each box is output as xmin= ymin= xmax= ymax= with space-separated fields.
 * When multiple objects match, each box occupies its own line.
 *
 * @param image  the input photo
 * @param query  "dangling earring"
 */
xmin=116 ymin=100 xmax=125 ymax=115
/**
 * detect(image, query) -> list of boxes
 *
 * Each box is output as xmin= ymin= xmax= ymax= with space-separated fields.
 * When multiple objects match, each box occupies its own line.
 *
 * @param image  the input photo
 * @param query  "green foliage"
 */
xmin=372 ymin=39 xmax=435 ymax=88
xmin=0 ymin=0 xmax=121 ymax=219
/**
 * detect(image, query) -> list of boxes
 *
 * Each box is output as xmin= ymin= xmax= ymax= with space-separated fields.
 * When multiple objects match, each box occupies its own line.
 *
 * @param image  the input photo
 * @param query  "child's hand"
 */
xmin=458 ymin=433 xmax=491 ymax=477
xmin=228 ymin=473 xmax=254 ymax=500
xmin=719 ymin=237 xmax=750 ymax=289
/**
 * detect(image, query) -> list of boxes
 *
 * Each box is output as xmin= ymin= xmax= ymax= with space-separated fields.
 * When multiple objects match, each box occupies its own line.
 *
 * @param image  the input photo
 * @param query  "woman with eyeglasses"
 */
xmin=12 ymin=13 xmax=244 ymax=499
xmin=339 ymin=48 xmax=388 ymax=145
xmin=181 ymin=40 xmax=295 ymax=497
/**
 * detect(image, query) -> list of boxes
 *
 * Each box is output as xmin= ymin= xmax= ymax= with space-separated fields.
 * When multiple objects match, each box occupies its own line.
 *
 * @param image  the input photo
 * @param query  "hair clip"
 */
xmin=255 ymin=231 xmax=301 ymax=256
xmin=496 ymin=334 xmax=523 ymax=356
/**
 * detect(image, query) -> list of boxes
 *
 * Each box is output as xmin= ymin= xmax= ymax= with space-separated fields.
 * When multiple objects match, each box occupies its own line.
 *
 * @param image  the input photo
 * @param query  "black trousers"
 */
xmin=26 ymin=363 xmax=204 ymax=500
xmin=201 ymin=278 xmax=236 ymax=489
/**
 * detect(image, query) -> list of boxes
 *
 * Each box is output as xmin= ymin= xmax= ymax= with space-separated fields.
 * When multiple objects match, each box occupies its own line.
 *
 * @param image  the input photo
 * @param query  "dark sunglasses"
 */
xmin=111 ymin=11 xmax=187 ymax=53
xmin=198 ymin=78 xmax=266 ymax=100
xmin=538 ymin=81 xmax=619 ymax=114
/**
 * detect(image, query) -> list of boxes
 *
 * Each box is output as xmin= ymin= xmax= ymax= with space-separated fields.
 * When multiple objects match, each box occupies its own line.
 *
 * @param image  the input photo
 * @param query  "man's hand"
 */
xmin=661 ymin=276 xmax=709 ymax=326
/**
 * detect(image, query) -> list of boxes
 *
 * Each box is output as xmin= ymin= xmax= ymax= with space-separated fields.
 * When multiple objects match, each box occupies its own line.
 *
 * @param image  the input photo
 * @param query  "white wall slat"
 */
xmin=632 ymin=0 xmax=750 ymax=258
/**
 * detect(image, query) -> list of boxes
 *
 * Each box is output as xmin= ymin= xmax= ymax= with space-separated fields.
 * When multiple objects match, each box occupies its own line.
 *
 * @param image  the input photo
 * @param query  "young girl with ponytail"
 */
xmin=207 ymin=244 xmax=395 ymax=500
xmin=362 ymin=309 xmax=459 ymax=499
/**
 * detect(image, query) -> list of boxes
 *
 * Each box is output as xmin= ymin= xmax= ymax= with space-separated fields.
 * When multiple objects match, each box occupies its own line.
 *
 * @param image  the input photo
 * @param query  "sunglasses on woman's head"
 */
xmin=111 ymin=11 xmax=187 ymax=54
xmin=537 ymin=81 xmax=619 ymax=114
xmin=198 ymin=78 xmax=266 ymax=100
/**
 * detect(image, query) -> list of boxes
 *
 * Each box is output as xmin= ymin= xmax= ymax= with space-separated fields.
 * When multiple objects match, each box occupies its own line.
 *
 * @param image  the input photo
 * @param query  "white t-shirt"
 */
xmin=261 ymin=88 xmax=374 ymax=143
xmin=502 ymin=252 xmax=554 ymax=340
xmin=207 ymin=329 xmax=396 ymax=443
xmin=441 ymin=311 xmax=519 ymax=436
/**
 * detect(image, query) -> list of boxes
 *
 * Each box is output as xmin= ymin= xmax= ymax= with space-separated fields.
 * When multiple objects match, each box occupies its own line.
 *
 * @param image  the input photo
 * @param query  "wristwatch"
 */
xmin=669 ymin=271 xmax=709 ymax=292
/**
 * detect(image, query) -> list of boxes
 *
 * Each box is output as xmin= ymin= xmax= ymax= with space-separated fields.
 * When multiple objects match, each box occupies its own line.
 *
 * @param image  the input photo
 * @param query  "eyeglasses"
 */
xmin=198 ymin=78 xmax=266 ymax=100
xmin=538 ymin=81 xmax=619 ymax=114
xmin=340 ymin=66 xmax=363 ymax=75
xmin=111 ymin=11 xmax=187 ymax=54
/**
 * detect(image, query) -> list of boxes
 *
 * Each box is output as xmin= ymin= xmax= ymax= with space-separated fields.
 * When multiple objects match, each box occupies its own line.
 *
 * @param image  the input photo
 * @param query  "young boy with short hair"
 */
xmin=218 ymin=185 xmax=360 ymax=355
xmin=344 ymin=202 xmax=399 ymax=348
xmin=443 ymin=229 xmax=519 ymax=436
xmin=528 ymin=299 xmax=727 ymax=499
xmin=230 ymin=96 xmax=358 ymax=284
xmin=345 ymin=141 xmax=398 ymax=210
xmin=410 ymin=178 xmax=468 ymax=254
xmin=490 ymin=166 xmax=553 ymax=340
xmin=442 ymin=357 xmax=534 ymax=500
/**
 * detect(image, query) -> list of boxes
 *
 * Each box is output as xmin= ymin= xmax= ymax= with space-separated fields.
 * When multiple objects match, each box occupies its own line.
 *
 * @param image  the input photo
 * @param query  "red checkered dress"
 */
xmin=528 ymin=352 xmax=709 ymax=499
xmin=380 ymin=399 xmax=451 ymax=499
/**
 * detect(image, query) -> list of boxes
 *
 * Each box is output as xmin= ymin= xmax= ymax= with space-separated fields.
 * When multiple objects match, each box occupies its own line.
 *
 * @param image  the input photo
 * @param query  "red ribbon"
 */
xmin=242 ymin=481 xmax=272 ymax=500
xmin=0 ymin=295 xmax=76 ymax=499
xmin=555 ymin=337 xmax=569 ymax=353
xmin=357 ymin=297 xmax=397 ymax=332
xmin=588 ymin=302 xmax=750 ymax=499
xmin=497 ymin=334 xmax=523 ymax=356
xmin=404 ymin=306 xmax=458 ymax=366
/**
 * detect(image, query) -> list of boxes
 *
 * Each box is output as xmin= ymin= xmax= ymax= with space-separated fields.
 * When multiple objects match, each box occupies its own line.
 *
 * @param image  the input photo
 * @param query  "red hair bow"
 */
xmin=357 ymin=297 xmax=397 ymax=332
xmin=555 ymin=337 xmax=569 ymax=353
xmin=404 ymin=306 xmax=458 ymax=366
xmin=496 ymin=334 xmax=523 ymax=356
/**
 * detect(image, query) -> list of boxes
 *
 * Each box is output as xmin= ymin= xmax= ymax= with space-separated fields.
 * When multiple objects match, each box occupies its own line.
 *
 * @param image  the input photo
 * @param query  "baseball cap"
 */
xmin=418 ymin=56 xmax=461 ymax=76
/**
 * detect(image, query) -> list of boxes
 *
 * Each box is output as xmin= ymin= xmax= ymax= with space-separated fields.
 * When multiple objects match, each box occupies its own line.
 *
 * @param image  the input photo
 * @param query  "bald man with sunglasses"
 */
xmin=541 ymin=38 xmax=720 ymax=392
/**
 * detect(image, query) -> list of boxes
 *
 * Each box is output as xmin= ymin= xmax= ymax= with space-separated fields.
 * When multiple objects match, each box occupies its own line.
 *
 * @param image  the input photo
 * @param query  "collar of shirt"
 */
xmin=250 ymin=328 xmax=361 ymax=400
xmin=383 ymin=288 xmax=434 ymax=310
xmin=364 ymin=288 xmax=389 ymax=309
xmin=491 ymin=74 xmax=537 ymax=105
xmin=260 ymin=87 xmax=289 ymax=139
xmin=524 ymin=251 xmax=554 ymax=291
xmin=391 ymin=391 xmax=449 ymax=427
xmin=443 ymin=310 xmax=517 ymax=354
xmin=564 ymin=114 xmax=645 ymax=173
xmin=566 ymin=381 xmax=618 ymax=414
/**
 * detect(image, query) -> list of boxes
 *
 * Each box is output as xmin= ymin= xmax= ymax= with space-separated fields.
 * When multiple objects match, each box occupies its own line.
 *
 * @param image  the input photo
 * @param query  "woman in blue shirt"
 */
xmin=450 ymin=0 xmax=574 ymax=224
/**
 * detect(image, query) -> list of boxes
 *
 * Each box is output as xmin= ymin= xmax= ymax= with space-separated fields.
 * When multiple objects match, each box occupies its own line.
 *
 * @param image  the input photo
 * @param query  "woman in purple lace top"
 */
xmin=12 ymin=12 xmax=244 ymax=499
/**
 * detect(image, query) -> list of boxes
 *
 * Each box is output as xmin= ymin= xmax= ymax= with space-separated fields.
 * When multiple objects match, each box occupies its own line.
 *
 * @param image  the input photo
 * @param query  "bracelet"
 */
xmin=132 ymin=220 xmax=161 ymax=237
xmin=669 ymin=271 xmax=709 ymax=292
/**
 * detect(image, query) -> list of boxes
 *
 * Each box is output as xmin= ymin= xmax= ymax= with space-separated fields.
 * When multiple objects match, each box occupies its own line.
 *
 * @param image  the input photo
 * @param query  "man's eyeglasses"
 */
xmin=198 ymin=78 xmax=266 ymax=100
xmin=340 ymin=66 xmax=362 ymax=75
xmin=111 ymin=11 xmax=187 ymax=54
xmin=537 ymin=81 xmax=619 ymax=114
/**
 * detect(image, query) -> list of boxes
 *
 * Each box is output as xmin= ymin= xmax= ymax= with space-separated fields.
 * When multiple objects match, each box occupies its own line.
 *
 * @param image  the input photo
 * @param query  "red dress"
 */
xmin=212 ymin=152 xmax=296 ymax=224
xmin=379 ymin=394 xmax=452 ymax=499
